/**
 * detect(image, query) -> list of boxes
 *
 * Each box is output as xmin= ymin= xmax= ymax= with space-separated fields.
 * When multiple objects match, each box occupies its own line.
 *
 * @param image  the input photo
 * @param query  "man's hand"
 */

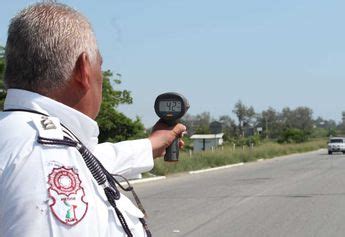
xmin=149 ymin=121 xmax=187 ymax=158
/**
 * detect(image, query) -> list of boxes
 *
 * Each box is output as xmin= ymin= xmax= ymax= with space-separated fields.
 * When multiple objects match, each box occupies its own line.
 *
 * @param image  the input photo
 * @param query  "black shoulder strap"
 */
xmin=3 ymin=108 xmax=48 ymax=116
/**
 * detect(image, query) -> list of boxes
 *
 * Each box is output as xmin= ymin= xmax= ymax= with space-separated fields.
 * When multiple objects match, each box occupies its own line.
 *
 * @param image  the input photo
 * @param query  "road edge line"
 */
xmin=189 ymin=163 xmax=244 ymax=174
xmin=126 ymin=176 xmax=166 ymax=185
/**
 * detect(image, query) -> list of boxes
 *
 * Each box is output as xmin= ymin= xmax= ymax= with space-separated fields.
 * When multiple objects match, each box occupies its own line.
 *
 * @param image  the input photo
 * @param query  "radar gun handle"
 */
xmin=165 ymin=137 xmax=179 ymax=162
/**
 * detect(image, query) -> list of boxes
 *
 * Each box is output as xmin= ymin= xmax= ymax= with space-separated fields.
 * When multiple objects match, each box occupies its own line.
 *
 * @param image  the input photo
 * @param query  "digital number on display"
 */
xmin=159 ymin=100 xmax=182 ymax=112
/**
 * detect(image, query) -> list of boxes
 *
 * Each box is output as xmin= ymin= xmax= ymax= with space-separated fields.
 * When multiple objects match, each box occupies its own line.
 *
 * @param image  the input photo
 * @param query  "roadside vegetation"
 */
xmin=151 ymin=139 xmax=327 ymax=176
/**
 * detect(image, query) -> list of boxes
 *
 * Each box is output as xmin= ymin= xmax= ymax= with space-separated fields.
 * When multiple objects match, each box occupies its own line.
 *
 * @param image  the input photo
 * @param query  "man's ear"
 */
xmin=74 ymin=52 xmax=91 ymax=90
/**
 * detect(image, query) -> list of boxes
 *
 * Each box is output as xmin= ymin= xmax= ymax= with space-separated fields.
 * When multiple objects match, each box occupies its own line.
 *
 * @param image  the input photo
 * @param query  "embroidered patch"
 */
xmin=48 ymin=166 xmax=88 ymax=225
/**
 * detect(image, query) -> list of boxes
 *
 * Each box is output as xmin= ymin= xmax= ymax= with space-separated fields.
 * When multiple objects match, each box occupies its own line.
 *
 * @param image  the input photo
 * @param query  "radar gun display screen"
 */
xmin=158 ymin=100 xmax=182 ymax=113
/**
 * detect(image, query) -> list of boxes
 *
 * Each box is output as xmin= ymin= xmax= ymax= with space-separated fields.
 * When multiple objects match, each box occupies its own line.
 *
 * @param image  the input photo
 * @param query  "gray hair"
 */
xmin=4 ymin=2 xmax=99 ymax=94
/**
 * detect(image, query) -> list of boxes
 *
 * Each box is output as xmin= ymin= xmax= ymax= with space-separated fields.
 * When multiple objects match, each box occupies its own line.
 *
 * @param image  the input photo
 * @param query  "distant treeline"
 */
xmin=181 ymin=100 xmax=343 ymax=144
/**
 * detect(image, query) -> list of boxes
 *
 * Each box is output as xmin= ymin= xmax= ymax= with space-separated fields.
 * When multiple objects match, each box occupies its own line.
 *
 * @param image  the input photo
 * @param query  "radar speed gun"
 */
xmin=154 ymin=92 xmax=190 ymax=162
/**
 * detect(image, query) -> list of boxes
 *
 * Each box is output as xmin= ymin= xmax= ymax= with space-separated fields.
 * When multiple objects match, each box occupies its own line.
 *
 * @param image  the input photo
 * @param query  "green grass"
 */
xmin=150 ymin=139 xmax=327 ymax=176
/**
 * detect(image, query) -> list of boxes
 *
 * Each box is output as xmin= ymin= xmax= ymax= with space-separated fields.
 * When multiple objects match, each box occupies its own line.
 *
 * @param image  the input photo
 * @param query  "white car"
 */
xmin=328 ymin=137 xmax=345 ymax=155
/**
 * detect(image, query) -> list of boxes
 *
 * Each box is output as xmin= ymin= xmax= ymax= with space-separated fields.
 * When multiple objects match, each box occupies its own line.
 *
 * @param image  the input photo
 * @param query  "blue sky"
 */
xmin=1 ymin=1 xmax=345 ymax=127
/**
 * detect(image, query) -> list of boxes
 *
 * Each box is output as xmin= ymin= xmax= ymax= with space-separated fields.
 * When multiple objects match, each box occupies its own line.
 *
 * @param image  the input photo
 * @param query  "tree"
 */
xmin=194 ymin=112 xmax=211 ymax=134
xmin=96 ymin=70 xmax=146 ymax=142
xmin=338 ymin=111 xmax=345 ymax=134
xmin=0 ymin=45 xmax=5 ymax=109
xmin=278 ymin=128 xmax=306 ymax=143
xmin=232 ymin=100 xmax=255 ymax=136
xmin=313 ymin=116 xmax=337 ymax=137
xmin=219 ymin=115 xmax=237 ymax=140
xmin=257 ymin=107 xmax=284 ymax=139
xmin=278 ymin=106 xmax=314 ymax=143
xmin=282 ymin=107 xmax=313 ymax=134
xmin=181 ymin=112 xmax=212 ymax=134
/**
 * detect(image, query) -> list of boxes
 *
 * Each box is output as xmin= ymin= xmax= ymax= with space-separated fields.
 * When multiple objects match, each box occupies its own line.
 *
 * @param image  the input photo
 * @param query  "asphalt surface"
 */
xmin=131 ymin=150 xmax=345 ymax=237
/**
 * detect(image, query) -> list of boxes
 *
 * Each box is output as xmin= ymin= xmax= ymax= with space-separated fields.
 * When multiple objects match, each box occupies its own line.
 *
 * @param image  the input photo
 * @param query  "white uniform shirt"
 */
xmin=0 ymin=89 xmax=154 ymax=237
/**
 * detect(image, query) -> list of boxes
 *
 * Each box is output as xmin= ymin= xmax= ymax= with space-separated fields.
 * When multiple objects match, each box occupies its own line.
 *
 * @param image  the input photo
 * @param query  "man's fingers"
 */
xmin=149 ymin=121 xmax=187 ymax=158
xmin=179 ymin=139 xmax=185 ymax=149
xmin=172 ymin=124 xmax=187 ymax=138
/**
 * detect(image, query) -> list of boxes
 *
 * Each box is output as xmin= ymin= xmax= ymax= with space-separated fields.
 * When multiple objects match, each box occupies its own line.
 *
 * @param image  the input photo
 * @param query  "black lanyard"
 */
xmin=3 ymin=109 xmax=152 ymax=237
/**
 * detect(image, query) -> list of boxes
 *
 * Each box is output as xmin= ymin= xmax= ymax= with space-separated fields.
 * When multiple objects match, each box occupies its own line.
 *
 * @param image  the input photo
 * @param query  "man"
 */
xmin=0 ymin=2 xmax=186 ymax=237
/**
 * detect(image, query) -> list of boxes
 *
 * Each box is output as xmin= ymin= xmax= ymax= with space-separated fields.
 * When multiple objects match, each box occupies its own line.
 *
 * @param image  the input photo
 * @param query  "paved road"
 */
xmin=132 ymin=150 xmax=345 ymax=237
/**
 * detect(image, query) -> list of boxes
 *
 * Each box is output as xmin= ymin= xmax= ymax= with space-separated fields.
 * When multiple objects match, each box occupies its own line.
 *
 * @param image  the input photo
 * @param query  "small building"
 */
xmin=190 ymin=133 xmax=224 ymax=152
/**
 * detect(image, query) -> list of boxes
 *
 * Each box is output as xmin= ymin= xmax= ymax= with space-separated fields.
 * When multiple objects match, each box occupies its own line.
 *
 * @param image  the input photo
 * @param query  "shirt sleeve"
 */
xmin=93 ymin=138 xmax=154 ymax=178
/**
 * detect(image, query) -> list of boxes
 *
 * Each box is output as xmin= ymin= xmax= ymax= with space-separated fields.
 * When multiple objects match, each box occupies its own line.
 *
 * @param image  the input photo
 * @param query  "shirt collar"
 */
xmin=4 ymin=89 xmax=99 ymax=149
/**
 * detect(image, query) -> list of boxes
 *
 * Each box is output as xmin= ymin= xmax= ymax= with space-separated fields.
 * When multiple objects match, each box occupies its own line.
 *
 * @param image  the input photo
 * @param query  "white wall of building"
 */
xmin=191 ymin=133 xmax=224 ymax=152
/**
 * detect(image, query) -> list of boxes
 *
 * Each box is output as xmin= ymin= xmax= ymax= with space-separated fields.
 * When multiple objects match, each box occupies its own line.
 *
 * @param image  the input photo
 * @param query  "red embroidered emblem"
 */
xmin=48 ymin=166 xmax=88 ymax=225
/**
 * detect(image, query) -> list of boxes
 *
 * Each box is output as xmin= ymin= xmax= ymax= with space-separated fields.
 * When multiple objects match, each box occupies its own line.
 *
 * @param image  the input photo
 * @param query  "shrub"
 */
xmin=278 ymin=128 xmax=308 ymax=143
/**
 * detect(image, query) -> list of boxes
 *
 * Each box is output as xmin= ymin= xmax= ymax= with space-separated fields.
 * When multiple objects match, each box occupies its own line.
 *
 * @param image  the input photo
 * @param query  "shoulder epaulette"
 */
xmin=32 ymin=115 xmax=64 ymax=141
